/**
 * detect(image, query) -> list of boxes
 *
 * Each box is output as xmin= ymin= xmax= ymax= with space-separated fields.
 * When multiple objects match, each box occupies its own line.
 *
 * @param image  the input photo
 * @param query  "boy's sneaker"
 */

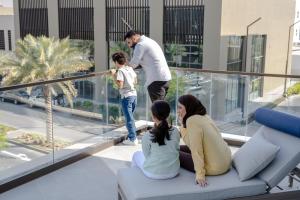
xmin=122 ymin=139 xmax=138 ymax=146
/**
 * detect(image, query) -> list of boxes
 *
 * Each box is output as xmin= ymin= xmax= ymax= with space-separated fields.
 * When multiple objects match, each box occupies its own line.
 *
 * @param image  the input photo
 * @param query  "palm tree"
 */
xmin=0 ymin=35 xmax=93 ymax=143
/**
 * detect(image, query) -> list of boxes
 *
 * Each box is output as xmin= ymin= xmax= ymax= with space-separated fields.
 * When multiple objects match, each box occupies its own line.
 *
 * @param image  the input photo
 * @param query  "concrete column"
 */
xmin=94 ymin=0 xmax=108 ymax=104
xmin=202 ymin=0 xmax=225 ymax=120
xmin=47 ymin=0 xmax=59 ymax=38
xmin=94 ymin=0 xmax=107 ymax=72
xmin=202 ymin=0 xmax=222 ymax=70
xmin=246 ymin=35 xmax=253 ymax=72
xmin=13 ymin=0 xmax=20 ymax=40
xmin=212 ymin=36 xmax=229 ymax=120
xmin=219 ymin=36 xmax=229 ymax=71
xmin=149 ymin=0 xmax=164 ymax=48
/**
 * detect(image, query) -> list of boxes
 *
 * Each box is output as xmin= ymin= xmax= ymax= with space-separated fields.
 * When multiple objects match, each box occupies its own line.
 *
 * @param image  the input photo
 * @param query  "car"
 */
xmin=0 ymin=90 xmax=30 ymax=104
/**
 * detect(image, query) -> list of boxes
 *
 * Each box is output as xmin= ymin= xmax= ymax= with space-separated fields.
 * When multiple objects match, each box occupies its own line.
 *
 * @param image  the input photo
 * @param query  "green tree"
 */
xmin=165 ymin=70 xmax=185 ymax=111
xmin=110 ymin=41 xmax=131 ymax=58
xmin=0 ymin=35 xmax=93 ymax=143
xmin=165 ymin=43 xmax=186 ymax=66
xmin=286 ymin=82 xmax=300 ymax=97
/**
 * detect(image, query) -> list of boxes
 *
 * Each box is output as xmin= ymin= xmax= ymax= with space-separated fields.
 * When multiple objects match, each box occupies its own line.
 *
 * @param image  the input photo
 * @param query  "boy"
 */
xmin=111 ymin=52 xmax=138 ymax=145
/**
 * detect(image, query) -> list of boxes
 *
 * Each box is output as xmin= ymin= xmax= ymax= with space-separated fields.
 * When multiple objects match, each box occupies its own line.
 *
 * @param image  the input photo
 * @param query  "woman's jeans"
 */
xmin=121 ymin=96 xmax=137 ymax=141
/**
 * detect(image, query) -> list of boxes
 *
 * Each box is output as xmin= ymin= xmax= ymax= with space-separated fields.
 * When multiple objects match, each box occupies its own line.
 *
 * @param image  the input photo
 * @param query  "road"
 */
xmin=0 ymin=143 xmax=45 ymax=172
xmin=0 ymin=102 xmax=116 ymax=143
xmin=0 ymin=101 xmax=117 ymax=172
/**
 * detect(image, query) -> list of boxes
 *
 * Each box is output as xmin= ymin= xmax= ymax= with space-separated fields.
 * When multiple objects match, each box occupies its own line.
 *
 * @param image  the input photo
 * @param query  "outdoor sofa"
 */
xmin=117 ymin=108 xmax=300 ymax=200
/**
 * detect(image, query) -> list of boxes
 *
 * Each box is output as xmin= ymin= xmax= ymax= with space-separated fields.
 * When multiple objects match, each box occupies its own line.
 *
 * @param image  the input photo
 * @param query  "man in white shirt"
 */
xmin=124 ymin=30 xmax=172 ymax=102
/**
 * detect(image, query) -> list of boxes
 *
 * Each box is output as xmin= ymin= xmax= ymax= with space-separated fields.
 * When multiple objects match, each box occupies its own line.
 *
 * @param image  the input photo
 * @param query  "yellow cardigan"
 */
xmin=180 ymin=115 xmax=231 ymax=180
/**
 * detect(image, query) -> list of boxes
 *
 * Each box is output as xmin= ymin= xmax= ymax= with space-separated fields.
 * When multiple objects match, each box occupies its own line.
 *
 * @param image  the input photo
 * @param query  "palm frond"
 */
xmin=0 ymin=35 xmax=93 ymax=103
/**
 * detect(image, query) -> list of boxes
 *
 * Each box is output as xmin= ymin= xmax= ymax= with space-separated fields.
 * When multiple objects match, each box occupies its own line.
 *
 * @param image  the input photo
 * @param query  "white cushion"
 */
xmin=118 ymin=168 xmax=266 ymax=200
xmin=233 ymin=135 xmax=280 ymax=181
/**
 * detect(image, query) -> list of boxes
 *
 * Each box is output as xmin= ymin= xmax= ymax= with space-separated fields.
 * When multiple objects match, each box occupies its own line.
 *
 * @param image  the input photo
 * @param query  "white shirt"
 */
xmin=129 ymin=35 xmax=172 ymax=87
xmin=116 ymin=66 xmax=137 ymax=98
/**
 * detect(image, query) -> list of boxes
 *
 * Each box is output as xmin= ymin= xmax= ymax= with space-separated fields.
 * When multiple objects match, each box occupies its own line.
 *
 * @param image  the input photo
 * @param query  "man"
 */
xmin=124 ymin=30 xmax=171 ymax=102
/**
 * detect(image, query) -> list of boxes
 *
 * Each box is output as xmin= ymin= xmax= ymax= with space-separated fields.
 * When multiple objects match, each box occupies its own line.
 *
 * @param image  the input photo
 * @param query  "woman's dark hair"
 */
xmin=112 ymin=52 xmax=127 ymax=65
xmin=178 ymin=94 xmax=207 ymax=128
xmin=150 ymin=100 xmax=172 ymax=146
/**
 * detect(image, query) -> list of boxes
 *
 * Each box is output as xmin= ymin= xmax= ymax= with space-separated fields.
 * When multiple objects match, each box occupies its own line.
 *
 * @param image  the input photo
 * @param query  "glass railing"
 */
xmin=0 ymin=67 xmax=299 ymax=188
xmin=0 ymin=70 xmax=150 ymax=186
xmin=168 ymin=68 xmax=300 ymax=138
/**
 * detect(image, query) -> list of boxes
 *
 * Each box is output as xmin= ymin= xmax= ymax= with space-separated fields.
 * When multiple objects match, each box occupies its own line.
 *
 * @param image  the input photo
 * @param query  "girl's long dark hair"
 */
xmin=150 ymin=100 xmax=172 ymax=146
xmin=178 ymin=94 xmax=207 ymax=128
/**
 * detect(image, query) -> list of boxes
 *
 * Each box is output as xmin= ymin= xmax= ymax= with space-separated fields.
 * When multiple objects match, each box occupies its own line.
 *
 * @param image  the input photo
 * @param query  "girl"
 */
xmin=131 ymin=100 xmax=180 ymax=179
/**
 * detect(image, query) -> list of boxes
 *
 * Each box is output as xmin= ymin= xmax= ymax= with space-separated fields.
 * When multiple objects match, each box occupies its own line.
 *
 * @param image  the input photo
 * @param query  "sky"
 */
xmin=0 ymin=0 xmax=13 ymax=7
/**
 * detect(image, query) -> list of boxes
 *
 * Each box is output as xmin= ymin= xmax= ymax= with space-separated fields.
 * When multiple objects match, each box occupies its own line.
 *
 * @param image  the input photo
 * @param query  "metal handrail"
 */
xmin=0 ymin=71 xmax=110 ymax=92
xmin=171 ymin=67 xmax=300 ymax=78
xmin=1 ymin=67 xmax=300 ymax=92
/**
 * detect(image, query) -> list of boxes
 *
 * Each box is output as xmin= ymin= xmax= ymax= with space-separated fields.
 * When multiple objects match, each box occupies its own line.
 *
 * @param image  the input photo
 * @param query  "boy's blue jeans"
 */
xmin=121 ymin=96 xmax=137 ymax=141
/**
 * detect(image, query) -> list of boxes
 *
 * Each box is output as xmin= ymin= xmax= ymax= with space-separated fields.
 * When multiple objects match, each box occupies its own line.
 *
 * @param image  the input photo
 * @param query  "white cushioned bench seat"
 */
xmin=117 ymin=167 xmax=266 ymax=200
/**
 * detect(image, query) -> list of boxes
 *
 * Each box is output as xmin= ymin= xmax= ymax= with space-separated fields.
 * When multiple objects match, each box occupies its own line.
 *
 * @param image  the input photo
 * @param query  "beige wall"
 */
xmin=220 ymin=0 xmax=295 ymax=94
xmin=203 ymin=0 xmax=295 ymax=119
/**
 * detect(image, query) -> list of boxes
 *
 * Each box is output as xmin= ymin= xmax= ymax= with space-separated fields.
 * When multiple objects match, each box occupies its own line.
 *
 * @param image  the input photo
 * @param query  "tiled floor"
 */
xmin=0 ymin=142 xmax=299 ymax=200
xmin=0 ymin=143 xmax=140 ymax=200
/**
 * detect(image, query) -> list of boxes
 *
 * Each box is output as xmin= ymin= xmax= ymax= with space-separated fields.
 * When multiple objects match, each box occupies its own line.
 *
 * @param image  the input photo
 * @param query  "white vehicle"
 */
xmin=0 ymin=90 xmax=30 ymax=104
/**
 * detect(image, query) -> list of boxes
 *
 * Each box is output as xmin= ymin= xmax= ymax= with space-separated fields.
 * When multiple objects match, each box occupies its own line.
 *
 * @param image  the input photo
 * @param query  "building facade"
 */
xmin=12 ymin=0 xmax=295 ymax=120
xmin=0 ymin=6 xmax=15 ymax=51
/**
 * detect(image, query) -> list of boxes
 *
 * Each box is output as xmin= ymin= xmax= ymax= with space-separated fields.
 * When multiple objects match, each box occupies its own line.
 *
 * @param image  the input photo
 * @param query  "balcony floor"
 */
xmin=0 ymin=142 xmax=299 ymax=200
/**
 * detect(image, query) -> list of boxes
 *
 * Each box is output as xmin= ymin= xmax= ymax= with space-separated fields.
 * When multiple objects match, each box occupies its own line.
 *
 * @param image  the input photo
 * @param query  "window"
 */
xmin=106 ymin=0 xmax=150 ymax=68
xmin=249 ymin=35 xmax=266 ymax=100
xmin=8 ymin=30 xmax=12 ymax=51
xmin=226 ymin=36 xmax=245 ymax=113
xmin=227 ymin=36 xmax=244 ymax=71
xmin=163 ymin=0 xmax=204 ymax=68
xmin=18 ymin=0 xmax=49 ymax=38
xmin=58 ymin=0 xmax=94 ymax=40
xmin=75 ymin=80 xmax=94 ymax=100
xmin=0 ymin=30 xmax=5 ymax=50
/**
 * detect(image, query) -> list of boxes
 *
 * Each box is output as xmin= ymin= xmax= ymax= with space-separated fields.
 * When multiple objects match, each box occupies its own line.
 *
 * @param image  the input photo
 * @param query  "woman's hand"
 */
xmin=178 ymin=114 xmax=182 ymax=125
xmin=177 ymin=102 xmax=186 ymax=126
xmin=195 ymin=177 xmax=208 ymax=187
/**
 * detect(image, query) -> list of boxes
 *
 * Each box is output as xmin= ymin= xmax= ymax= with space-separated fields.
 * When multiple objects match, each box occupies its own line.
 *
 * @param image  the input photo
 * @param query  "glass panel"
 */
xmin=0 ymin=87 xmax=53 ymax=174
xmin=171 ymin=69 xmax=300 ymax=137
xmin=51 ymin=75 xmax=116 ymax=151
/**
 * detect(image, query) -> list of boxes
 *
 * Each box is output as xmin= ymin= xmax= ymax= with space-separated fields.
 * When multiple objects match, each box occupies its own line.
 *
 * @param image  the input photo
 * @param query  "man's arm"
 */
xmin=128 ymin=44 xmax=145 ymax=68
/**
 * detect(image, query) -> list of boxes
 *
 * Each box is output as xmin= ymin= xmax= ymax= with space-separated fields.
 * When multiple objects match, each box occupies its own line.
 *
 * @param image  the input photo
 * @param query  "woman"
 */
xmin=132 ymin=100 xmax=180 ymax=179
xmin=178 ymin=94 xmax=231 ymax=187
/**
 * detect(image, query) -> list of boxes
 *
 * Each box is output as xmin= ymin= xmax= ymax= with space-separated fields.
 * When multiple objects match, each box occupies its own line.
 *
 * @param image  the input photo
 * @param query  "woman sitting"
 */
xmin=178 ymin=94 xmax=231 ymax=187
xmin=132 ymin=100 xmax=180 ymax=179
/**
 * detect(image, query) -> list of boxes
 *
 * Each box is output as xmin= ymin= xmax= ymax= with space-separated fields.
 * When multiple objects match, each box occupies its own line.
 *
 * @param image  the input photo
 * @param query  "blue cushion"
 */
xmin=255 ymin=108 xmax=300 ymax=138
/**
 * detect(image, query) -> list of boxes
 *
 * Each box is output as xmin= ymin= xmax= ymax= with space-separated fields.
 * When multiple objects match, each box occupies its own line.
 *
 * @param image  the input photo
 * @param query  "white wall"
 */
xmin=0 ymin=15 xmax=15 ymax=51
xmin=0 ymin=0 xmax=13 ymax=7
